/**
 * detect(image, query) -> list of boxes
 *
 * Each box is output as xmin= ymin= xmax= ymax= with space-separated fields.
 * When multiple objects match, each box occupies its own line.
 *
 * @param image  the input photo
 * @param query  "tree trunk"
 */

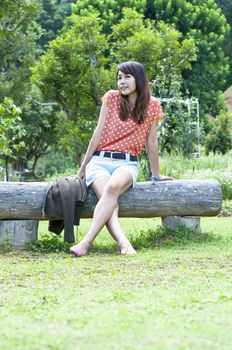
xmin=0 ymin=220 xmax=38 ymax=246
xmin=0 ymin=179 xmax=222 ymax=220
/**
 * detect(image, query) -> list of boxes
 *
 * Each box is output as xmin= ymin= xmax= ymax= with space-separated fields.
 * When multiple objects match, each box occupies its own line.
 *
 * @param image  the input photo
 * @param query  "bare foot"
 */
xmin=118 ymin=241 xmax=137 ymax=255
xmin=70 ymin=239 xmax=91 ymax=257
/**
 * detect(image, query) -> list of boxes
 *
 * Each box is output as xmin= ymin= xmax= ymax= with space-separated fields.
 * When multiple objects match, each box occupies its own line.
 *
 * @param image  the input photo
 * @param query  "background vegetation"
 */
xmin=0 ymin=0 xmax=231 ymax=179
xmin=0 ymin=3 xmax=232 ymax=349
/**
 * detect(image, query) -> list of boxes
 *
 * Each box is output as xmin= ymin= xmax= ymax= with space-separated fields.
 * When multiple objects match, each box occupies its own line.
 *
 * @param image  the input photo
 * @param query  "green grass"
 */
xmin=158 ymin=153 xmax=232 ymax=200
xmin=1 ymin=216 xmax=232 ymax=350
xmin=1 ymin=153 xmax=232 ymax=349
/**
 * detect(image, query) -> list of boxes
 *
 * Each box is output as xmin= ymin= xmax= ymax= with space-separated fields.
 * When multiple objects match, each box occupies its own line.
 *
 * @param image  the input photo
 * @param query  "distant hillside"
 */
xmin=224 ymin=86 xmax=232 ymax=109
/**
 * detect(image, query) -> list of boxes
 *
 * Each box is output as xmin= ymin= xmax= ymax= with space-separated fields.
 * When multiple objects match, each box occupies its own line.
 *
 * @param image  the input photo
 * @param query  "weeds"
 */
xmin=139 ymin=153 xmax=232 ymax=200
xmin=26 ymin=234 xmax=70 ymax=253
xmin=129 ymin=225 xmax=221 ymax=250
xmin=0 ymin=240 xmax=12 ymax=253
xmin=0 ymin=226 xmax=220 ymax=255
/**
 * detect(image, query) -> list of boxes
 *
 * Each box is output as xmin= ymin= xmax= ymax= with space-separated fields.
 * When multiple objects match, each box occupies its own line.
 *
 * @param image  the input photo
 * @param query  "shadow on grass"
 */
xmin=0 ymin=225 xmax=227 ymax=255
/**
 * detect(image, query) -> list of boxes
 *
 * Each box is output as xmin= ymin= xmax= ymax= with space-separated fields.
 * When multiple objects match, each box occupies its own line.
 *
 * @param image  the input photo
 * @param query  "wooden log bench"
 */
xmin=0 ymin=180 xmax=222 ymax=245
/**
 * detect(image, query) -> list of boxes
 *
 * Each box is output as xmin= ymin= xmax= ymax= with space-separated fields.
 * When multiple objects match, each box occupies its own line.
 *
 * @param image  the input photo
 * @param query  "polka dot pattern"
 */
xmin=97 ymin=90 xmax=163 ymax=156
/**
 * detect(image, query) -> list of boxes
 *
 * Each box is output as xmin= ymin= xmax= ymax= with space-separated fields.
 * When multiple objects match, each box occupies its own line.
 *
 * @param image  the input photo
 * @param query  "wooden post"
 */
xmin=0 ymin=220 xmax=38 ymax=246
xmin=162 ymin=216 xmax=201 ymax=233
xmin=0 ymin=172 xmax=39 ymax=246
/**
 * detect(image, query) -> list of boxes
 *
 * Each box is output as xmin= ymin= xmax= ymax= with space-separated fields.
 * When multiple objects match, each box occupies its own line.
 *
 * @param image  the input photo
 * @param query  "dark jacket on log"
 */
xmin=44 ymin=176 xmax=87 ymax=242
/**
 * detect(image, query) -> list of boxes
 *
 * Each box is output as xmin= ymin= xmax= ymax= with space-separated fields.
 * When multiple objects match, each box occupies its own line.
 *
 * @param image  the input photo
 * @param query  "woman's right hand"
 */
xmin=77 ymin=164 xmax=86 ymax=179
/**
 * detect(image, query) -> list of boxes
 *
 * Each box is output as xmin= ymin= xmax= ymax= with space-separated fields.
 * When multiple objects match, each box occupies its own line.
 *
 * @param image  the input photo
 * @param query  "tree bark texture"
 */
xmin=0 ymin=180 xmax=222 ymax=220
xmin=0 ymin=220 xmax=38 ymax=245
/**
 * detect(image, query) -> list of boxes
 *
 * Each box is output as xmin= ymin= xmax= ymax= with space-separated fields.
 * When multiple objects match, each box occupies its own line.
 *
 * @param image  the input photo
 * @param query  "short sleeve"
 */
xmin=101 ymin=90 xmax=114 ymax=107
xmin=154 ymin=99 xmax=164 ymax=121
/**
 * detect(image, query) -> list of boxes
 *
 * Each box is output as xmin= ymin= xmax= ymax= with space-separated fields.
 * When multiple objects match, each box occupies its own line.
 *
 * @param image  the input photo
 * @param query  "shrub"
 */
xmin=205 ymin=110 xmax=232 ymax=155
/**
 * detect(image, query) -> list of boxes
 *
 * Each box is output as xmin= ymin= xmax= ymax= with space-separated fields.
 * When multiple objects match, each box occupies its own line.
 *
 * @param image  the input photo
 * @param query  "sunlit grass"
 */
xmin=0 ymin=152 xmax=232 ymax=349
xmin=1 ymin=215 xmax=232 ymax=350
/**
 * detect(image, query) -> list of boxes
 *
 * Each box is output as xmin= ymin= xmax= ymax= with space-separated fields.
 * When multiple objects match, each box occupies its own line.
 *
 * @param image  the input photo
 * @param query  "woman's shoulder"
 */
xmin=106 ymin=89 xmax=120 ymax=99
xmin=101 ymin=90 xmax=120 ymax=105
xmin=147 ymin=95 xmax=163 ymax=121
xmin=149 ymin=95 xmax=161 ymax=106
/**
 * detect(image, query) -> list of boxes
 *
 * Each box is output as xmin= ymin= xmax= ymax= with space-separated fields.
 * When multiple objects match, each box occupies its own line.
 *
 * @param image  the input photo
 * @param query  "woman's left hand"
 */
xmin=150 ymin=175 xmax=174 ymax=181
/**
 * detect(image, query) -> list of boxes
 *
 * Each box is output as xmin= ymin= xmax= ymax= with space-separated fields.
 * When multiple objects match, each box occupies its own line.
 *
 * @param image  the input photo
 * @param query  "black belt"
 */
xmin=93 ymin=151 xmax=138 ymax=162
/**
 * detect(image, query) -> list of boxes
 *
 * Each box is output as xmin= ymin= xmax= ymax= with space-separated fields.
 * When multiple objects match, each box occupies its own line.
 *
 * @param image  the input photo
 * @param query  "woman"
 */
xmin=70 ymin=61 xmax=171 ymax=257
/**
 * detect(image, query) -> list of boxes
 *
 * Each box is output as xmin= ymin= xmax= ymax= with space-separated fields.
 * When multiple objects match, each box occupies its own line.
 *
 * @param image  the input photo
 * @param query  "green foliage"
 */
xmin=73 ymin=0 xmax=230 ymax=115
xmin=0 ymin=240 xmax=12 ymax=253
xmin=32 ymin=12 xmax=113 ymax=161
xmin=32 ymin=9 xmax=197 ymax=164
xmin=37 ymin=0 xmax=76 ymax=49
xmin=146 ymin=0 xmax=230 ymax=115
xmin=205 ymin=110 xmax=232 ymax=155
xmin=27 ymin=233 xmax=70 ymax=252
xmin=38 ymin=150 xmax=76 ymax=179
xmin=111 ymin=9 xmax=197 ymax=85
xmin=19 ymin=86 xmax=65 ymax=173
xmin=0 ymin=0 xmax=41 ymax=105
xmin=1 ymin=0 xmax=230 ymax=173
xmin=159 ymin=153 xmax=232 ymax=200
xmin=215 ymin=0 xmax=232 ymax=86
xmin=111 ymin=11 xmax=197 ymax=159
xmin=72 ymin=0 xmax=147 ymax=34
xmin=32 ymin=12 xmax=110 ymax=117
xmin=0 ymin=97 xmax=26 ymax=157
xmin=129 ymin=225 xmax=220 ymax=250
xmin=158 ymin=97 xmax=199 ymax=156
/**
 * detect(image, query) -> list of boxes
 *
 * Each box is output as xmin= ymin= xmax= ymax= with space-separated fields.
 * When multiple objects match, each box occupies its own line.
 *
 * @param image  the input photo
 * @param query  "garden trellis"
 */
xmin=157 ymin=97 xmax=200 ymax=156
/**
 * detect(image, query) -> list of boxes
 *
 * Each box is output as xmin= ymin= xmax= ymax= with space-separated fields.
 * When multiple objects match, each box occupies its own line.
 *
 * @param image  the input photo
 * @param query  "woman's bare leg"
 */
xmin=70 ymin=168 xmax=136 ymax=256
xmin=91 ymin=177 xmax=136 ymax=254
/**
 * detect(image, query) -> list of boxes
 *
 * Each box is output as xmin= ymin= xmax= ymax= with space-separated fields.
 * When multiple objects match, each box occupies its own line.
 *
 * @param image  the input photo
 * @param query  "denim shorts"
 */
xmin=85 ymin=152 xmax=139 ymax=187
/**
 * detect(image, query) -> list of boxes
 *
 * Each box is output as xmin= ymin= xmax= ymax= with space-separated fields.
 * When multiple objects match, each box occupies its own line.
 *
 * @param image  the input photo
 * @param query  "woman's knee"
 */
xmin=104 ymin=181 xmax=120 ymax=196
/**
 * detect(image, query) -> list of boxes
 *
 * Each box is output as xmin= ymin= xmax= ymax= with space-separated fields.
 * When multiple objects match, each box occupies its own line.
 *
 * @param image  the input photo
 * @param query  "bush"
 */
xmin=205 ymin=110 xmax=232 ymax=155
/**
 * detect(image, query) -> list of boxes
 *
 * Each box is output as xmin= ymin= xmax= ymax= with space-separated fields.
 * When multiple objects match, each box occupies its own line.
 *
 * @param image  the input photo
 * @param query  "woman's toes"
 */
xmin=118 ymin=242 xmax=137 ymax=255
xmin=70 ymin=240 xmax=91 ymax=257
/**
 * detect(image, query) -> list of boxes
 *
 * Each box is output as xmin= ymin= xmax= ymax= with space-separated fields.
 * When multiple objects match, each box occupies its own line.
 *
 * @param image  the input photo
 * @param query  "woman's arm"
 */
xmin=147 ymin=121 xmax=173 ymax=181
xmin=77 ymin=102 xmax=108 ymax=178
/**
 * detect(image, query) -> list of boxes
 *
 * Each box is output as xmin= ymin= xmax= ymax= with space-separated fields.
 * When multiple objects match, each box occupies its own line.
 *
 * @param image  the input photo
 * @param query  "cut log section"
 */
xmin=0 ymin=180 xmax=222 ymax=220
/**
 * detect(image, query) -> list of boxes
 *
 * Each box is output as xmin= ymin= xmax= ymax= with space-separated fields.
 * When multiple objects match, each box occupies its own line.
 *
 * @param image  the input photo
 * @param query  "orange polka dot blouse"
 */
xmin=96 ymin=90 xmax=163 ymax=157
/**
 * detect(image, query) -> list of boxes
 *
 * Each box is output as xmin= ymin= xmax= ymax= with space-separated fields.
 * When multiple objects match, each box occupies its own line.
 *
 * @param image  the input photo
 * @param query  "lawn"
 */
xmin=0 ymin=215 xmax=232 ymax=350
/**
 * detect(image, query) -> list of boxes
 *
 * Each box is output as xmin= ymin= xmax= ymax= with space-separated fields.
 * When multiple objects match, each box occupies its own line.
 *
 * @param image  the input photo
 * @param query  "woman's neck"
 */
xmin=128 ymin=92 xmax=138 ymax=108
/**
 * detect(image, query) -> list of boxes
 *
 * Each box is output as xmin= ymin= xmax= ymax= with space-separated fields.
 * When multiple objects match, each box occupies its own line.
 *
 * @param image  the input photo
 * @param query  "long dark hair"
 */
xmin=116 ymin=61 xmax=151 ymax=124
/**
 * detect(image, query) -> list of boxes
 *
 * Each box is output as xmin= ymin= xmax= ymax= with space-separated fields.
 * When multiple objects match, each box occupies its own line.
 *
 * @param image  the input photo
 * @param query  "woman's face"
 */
xmin=117 ymin=71 xmax=137 ymax=96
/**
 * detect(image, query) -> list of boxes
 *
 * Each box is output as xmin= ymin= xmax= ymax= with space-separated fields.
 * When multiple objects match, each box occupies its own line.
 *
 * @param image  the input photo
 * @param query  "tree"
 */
xmin=20 ymin=86 xmax=65 ymax=174
xmin=215 ymin=0 xmax=232 ymax=86
xmin=32 ymin=9 xmax=197 ymax=162
xmin=0 ymin=97 xmax=26 ymax=180
xmin=31 ymin=13 xmax=113 ymax=162
xmin=0 ymin=0 xmax=65 ymax=174
xmin=0 ymin=0 xmax=40 ymax=105
xmin=111 ymin=8 xmax=197 ymax=95
xmin=72 ymin=0 xmax=147 ymax=34
xmin=144 ymin=0 xmax=230 ymax=115
xmin=37 ymin=0 xmax=76 ymax=50
xmin=205 ymin=109 xmax=232 ymax=154
xmin=73 ymin=0 xmax=230 ymax=115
